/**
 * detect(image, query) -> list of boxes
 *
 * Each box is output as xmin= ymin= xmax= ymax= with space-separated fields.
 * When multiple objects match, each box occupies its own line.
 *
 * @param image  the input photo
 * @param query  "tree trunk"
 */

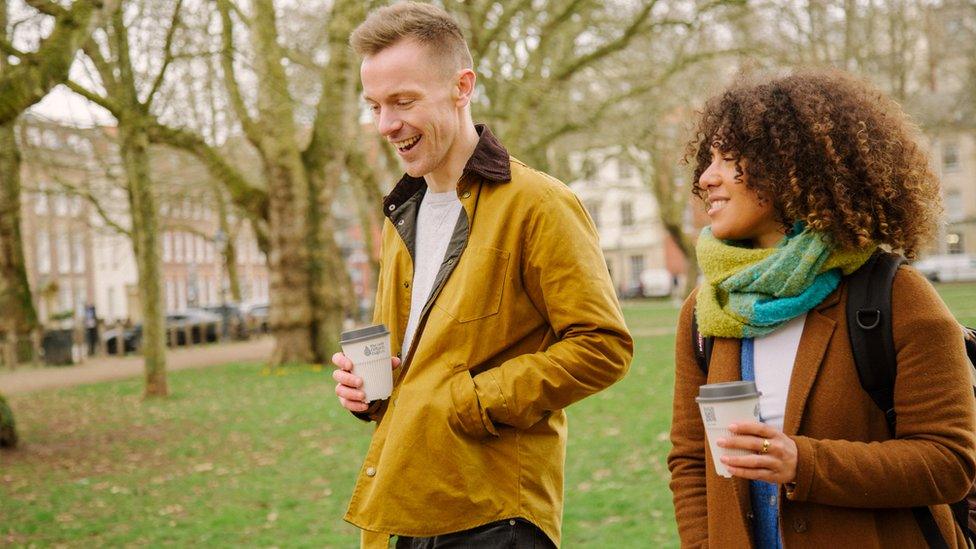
xmin=0 ymin=120 xmax=39 ymax=367
xmin=215 ymin=190 xmax=242 ymax=302
xmin=118 ymin=120 xmax=167 ymax=397
xmin=263 ymin=153 xmax=314 ymax=365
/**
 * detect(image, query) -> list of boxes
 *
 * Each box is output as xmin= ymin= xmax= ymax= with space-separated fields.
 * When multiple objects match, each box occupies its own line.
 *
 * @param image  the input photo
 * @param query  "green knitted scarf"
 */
xmin=696 ymin=225 xmax=874 ymax=338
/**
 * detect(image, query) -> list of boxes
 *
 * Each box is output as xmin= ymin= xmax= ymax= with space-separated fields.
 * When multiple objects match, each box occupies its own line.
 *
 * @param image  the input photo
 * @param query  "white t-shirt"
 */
xmin=753 ymin=313 xmax=807 ymax=432
xmin=400 ymin=189 xmax=463 ymax=360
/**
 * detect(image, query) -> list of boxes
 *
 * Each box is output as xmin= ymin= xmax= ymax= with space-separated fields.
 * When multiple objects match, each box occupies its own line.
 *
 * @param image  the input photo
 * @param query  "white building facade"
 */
xmin=568 ymin=149 xmax=672 ymax=297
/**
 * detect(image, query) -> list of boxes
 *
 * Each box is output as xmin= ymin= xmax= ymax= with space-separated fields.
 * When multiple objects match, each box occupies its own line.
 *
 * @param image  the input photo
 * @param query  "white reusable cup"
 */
xmin=695 ymin=381 xmax=762 ymax=478
xmin=339 ymin=324 xmax=393 ymax=402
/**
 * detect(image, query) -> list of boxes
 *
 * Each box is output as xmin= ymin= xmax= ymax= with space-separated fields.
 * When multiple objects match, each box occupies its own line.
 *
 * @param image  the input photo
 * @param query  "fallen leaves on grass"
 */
xmin=193 ymin=462 xmax=214 ymax=473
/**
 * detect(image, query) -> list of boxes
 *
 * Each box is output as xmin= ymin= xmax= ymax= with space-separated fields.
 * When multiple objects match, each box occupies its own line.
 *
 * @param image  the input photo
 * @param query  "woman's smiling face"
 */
xmin=699 ymin=147 xmax=786 ymax=248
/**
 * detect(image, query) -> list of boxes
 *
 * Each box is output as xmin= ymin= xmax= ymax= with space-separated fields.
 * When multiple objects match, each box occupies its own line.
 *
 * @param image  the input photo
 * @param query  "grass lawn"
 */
xmin=1 ymin=282 xmax=973 ymax=547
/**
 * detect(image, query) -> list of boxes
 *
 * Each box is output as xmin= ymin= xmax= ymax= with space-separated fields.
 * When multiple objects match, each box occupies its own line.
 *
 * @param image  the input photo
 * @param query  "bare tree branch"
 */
xmin=144 ymin=0 xmax=185 ymax=108
xmin=48 ymin=178 xmax=131 ymax=237
xmin=23 ymin=0 xmax=66 ymax=18
xmin=0 ymin=35 xmax=25 ymax=56
xmin=0 ymin=0 xmax=118 ymax=125
xmin=65 ymin=78 xmax=121 ymax=116
xmin=471 ymin=0 xmax=534 ymax=60
xmin=145 ymin=120 xmax=268 ymax=223
xmin=215 ymin=0 xmax=262 ymax=143
xmin=552 ymin=0 xmax=658 ymax=83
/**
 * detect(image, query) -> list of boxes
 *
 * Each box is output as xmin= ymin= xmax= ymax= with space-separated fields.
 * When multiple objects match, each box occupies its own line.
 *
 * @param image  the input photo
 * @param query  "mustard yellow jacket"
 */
xmin=344 ymin=126 xmax=633 ymax=547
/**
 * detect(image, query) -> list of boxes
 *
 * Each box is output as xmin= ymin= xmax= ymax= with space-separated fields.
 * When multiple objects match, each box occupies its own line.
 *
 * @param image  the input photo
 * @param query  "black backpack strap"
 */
xmin=847 ymin=251 xmax=953 ymax=549
xmin=846 ymin=250 xmax=905 ymax=433
xmin=691 ymin=310 xmax=713 ymax=376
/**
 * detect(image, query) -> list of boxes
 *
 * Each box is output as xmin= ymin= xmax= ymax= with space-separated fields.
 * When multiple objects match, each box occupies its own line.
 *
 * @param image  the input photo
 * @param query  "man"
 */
xmin=331 ymin=3 xmax=633 ymax=547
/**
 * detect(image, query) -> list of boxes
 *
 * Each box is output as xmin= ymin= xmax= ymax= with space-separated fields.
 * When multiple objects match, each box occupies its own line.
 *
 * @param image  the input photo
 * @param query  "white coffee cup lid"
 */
xmin=696 ymin=381 xmax=760 ymax=402
xmin=339 ymin=324 xmax=390 ymax=344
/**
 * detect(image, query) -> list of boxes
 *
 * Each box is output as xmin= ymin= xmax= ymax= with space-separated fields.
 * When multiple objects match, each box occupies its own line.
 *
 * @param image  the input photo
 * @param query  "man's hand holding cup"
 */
xmin=333 ymin=324 xmax=397 ymax=413
xmin=332 ymin=352 xmax=400 ymax=412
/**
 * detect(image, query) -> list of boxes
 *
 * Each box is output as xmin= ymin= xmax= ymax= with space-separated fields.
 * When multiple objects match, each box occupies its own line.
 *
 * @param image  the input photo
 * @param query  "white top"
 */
xmin=400 ymin=189 xmax=463 ymax=360
xmin=753 ymin=313 xmax=807 ymax=432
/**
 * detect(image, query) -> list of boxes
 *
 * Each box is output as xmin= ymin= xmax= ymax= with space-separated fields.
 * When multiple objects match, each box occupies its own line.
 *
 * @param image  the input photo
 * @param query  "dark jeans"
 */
xmin=395 ymin=518 xmax=555 ymax=549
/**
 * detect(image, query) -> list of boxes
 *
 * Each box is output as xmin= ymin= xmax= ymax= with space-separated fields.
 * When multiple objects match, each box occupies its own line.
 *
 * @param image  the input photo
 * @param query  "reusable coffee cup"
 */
xmin=695 ymin=381 xmax=762 ymax=478
xmin=339 ymin=324 xmax=393 ymax=402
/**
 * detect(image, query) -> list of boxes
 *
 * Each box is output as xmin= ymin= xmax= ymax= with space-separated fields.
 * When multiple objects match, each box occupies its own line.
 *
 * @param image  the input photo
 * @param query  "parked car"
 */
xmin=200 ymin=303 xmax=249 ymax=340
xmin=104 ymin=309 xmax=222 ymax=354
xmin=243 ymin=302 xmax=269 ymax=334
xmin=168 ymin=309 xmax=222 ymax=345
xmin=102 ymin=324 xmax=141 ymax=355
xmin=640 ymin=269 xmax=676 ymax=298
xmin=913 ymin=254 xmax=976 ymax=283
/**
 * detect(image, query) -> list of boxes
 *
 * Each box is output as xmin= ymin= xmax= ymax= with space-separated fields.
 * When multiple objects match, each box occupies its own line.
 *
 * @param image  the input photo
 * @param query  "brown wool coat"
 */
xmin=669 ymin=266 xmax=976 ymax=548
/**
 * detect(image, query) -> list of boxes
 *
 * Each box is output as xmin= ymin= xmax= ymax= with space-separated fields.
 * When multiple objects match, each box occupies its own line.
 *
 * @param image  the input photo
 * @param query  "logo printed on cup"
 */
xmin=695 ymin=381 xmax=762 ymax=478
xmin=339 ymin=324 xmax=393 ymax=403
xmin=703 ymin=406 xmax=717 ymax=424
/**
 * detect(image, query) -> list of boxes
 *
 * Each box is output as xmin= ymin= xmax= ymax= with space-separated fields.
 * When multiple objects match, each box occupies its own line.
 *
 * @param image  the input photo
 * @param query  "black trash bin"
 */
xmin=42 ymin=329 xmax=75 ymax=366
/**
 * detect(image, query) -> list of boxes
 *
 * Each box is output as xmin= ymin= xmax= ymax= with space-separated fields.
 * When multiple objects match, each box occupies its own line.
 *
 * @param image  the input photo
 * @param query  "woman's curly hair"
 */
xmin=689 ymin=69 xmax=942 ymax=259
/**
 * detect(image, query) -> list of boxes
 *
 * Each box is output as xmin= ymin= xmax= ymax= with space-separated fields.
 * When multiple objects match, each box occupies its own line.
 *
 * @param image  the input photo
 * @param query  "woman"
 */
xmin=668 ymin=69 xmax=976 ymax=547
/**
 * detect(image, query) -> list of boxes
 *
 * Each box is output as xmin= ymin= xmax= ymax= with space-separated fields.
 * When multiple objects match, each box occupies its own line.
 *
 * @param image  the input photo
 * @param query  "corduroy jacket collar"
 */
xmin=382 ymin=124 xmax=510 ymax=218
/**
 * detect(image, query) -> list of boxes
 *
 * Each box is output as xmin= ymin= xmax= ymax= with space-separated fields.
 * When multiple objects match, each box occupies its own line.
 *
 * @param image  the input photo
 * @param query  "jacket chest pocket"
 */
xmin=437 ymin=246 xmax=510 ymax=323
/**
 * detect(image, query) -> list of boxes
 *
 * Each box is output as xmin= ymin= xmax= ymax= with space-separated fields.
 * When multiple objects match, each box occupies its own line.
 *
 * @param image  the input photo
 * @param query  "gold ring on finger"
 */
xmin=760 ymin=438 xmax=771 ymax=455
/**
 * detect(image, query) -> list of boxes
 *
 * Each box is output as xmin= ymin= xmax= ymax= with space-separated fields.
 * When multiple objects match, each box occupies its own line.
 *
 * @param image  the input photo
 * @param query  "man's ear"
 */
xmin=453 ymin=69 xmax=476 ymax=107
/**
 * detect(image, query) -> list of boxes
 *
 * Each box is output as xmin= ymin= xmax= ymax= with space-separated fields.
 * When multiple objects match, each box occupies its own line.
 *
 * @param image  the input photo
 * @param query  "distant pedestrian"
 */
xmin=84 ymin=304 xmax=98 ymax=356
xmin=668 ymin=69 xmax=976 ymax=547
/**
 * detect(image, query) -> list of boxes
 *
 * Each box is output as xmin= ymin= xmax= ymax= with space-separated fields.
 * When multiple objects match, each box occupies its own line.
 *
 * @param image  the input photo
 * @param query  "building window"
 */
xmin=69 ymin=195 xmax=82 ymax=216
xmin=34 ymin=192 xmax=48 ymax=215
xmin=59 ymin=285 xmax=73 ymax=315
xmin=54 ymin=195 xmax=69 ymax=216
xmin=196 ymin=235 xmax=204 ymax=264
xmin=175 ymin=232 xmax=184 ymax=263
xmin=618 ymin=160 xmax=634 ymax=180
xmin=163 ymin=232 xmax=173 ymax=262
xmin=37 ymin=230 xmax=51 ymax=274
xmin=166 ymin=279 xmax=175 ymax=312
xmin=629 ymin=254 xmax=645 ymax=287
xmin=585 ymin=201 xmax=602 ymax=229
xmin=57 ymin=234 xmax=71 ymax=274
xmin=943 ymin=143 xmax=959 ymax=172
xmin=621 ymin=202 xmax=635 ymax=228
xmin=946 ymin=190 xmax=964 ymax=222
xmin=107 ymin=286 xmax=116 ymax=320
xmin=72 ymin=233 xmax=85 ymax=273
xmin=176 ymin=278 xmax=186 ymax=311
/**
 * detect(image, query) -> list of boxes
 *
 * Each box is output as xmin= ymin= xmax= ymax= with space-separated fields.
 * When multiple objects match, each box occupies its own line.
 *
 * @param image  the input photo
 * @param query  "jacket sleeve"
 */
xmin=462 ymin=183 xmax=633 ymax=431
xmin=788 ymin=267 xmax=976 ymax=507
xmin=668 ymin=289 xmax=710 ymax=547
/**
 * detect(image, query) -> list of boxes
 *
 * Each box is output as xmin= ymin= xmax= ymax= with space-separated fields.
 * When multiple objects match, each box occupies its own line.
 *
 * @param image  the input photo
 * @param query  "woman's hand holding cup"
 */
xmin=717 ymin=422 xmax=798 ymax=484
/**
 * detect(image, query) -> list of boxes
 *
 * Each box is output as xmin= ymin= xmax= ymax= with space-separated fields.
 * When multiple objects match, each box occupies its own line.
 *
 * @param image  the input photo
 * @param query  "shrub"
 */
xmin=0 ymin=393 xmax=17 ymax=449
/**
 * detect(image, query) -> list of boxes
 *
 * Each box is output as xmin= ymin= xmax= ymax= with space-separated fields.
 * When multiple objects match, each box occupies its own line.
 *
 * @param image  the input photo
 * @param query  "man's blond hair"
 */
xmin=350 ymin=2 xmax=473 ymax=73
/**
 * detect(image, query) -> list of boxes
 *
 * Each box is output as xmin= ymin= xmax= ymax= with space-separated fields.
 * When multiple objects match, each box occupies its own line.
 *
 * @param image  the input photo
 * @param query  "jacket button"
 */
xmin=397 ymin=219 xmax=404 ymax=226
xmin=792 ymin=517 xmax=807 ymax=533
xmin=403 ymin=281 xmax=409 ymax=288
xmin=365 ymin=467 xmax=376 ymax=477
xmin=746 ymin=511 xmax=755 ymax=522
xmin=388 ymin=204 xmax=395 ymax=211
xmin=462 ymin=191 xmax=471 ymax=199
